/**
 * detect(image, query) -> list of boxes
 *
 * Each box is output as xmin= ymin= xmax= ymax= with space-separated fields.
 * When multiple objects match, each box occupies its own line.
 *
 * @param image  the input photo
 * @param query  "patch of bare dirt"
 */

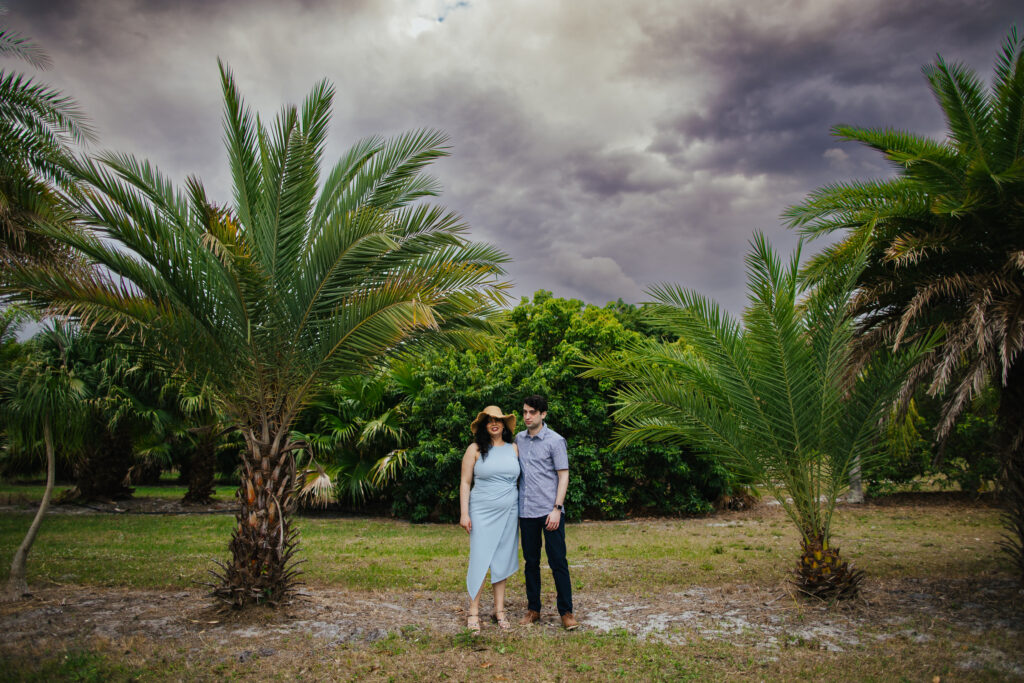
xmin=857 ymin=491 xmax=1002 ymax=509
xmin=0 ymin=586 xmax=467 ymax=660
xmin=585 ymin=577 xmax=1024 ymax=650
xmin=2 ymin=577 xmax=1021 ymax=673
xmin=0 ymin=496 xmax=236 ymax=516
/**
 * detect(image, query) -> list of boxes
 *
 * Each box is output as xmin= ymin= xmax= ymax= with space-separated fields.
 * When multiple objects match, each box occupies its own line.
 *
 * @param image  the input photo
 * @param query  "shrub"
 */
xmin=388 ymin=292 xmax=732 ymax=521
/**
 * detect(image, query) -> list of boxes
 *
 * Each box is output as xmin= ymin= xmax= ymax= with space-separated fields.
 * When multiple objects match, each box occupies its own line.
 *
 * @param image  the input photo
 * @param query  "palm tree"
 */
xmin=2 ymin=62 xmax=510 ymax=607
xmin=25 ymin=327 xmax=172 ymax=502
xmin=784 ymin=28 xmax=1024 ymax=577
xmin=0 ymin=20 xmax=92 ymax=271
xmin=581 ymin=235 xmax=932 ymax=598
xmin=175 ymin=377 xmax=232 ymax=505
xmin=1 ymin=325 xmax=86 ymax=601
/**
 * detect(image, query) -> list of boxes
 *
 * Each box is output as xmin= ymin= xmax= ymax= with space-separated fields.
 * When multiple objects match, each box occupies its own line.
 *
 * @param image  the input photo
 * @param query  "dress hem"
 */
xmin=466 ymin=565 xmax=520 ymax=600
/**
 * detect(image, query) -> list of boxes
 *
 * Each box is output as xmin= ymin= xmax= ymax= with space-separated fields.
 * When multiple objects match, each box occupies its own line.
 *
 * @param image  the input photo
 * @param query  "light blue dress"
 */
xmin=466 ymin=442 xmax=520 ymax=598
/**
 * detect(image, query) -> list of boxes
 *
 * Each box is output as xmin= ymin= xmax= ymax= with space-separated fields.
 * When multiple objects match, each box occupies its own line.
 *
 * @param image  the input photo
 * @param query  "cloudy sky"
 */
xmin=5 ymin=0 xmax=1020 ymax=312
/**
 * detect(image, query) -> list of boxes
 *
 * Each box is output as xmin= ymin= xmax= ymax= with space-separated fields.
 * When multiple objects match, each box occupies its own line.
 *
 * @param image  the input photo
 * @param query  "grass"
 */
xmin=0 ymin=497 xmax=1017 ymax=681
xmin=0 ymin=500 xmax=1008 ymax=591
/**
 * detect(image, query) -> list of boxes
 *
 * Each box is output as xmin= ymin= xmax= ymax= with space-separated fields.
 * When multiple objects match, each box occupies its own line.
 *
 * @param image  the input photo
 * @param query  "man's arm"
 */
xmin=545 ymin=469 xmax=569 ymax=531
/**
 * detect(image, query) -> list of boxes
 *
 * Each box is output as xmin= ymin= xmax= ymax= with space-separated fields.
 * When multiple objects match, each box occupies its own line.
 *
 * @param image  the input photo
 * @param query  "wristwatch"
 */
xmin=554 ymin=504 xmax=564 ymax=512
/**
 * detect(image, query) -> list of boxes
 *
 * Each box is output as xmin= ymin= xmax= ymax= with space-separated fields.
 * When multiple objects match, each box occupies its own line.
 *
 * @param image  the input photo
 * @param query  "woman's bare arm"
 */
xmin=459 ymin=443 xmax=478 ymax=533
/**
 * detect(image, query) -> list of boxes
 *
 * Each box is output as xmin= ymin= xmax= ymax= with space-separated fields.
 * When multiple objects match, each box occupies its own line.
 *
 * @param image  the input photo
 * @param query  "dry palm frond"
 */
xmin=297 ymin=463 xmax=335 ymax=509
xmin=371 ymin=448 xmax=408 ymax=488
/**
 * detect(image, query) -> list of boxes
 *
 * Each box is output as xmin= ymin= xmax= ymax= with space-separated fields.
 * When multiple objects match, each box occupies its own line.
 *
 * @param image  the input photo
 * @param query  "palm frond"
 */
xmin=992 ymin=26 xmax=1024 ymax=167
xmin=925 ymin=57 xmax=992 ymax=163
xmin=0 ymin=26 xmax=51 ymax=69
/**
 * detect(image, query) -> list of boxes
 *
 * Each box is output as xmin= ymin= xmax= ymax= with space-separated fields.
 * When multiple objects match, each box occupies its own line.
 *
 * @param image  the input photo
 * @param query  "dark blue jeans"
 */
xmin=520 ymin=515 xmax=573 ymax=615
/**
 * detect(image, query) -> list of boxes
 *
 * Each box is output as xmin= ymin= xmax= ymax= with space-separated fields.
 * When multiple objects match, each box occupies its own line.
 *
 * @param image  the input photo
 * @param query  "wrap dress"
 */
xmin=465 ymin=442 xmax=520 ymax=598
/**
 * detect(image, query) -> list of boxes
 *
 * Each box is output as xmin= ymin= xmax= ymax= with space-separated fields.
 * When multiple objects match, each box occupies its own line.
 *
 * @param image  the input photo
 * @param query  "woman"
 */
xmin=460 ymin=405 xmax=520 ymax=632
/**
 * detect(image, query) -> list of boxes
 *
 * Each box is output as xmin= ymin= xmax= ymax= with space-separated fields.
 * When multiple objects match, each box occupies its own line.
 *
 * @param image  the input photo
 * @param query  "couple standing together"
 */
xmin=458 ymin=394 xmax=577 ymax=633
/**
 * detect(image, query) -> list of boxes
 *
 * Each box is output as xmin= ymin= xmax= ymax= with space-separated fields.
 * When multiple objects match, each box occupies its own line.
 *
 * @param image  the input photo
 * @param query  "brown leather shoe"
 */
xmin=519 ymin=609 xmax=540 ymax=625
xmin=560 ymin=613 xmax=579 ymax=630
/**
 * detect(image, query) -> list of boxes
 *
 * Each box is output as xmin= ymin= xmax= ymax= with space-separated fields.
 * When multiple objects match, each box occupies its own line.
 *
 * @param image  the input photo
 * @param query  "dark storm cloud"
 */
xmin=2 ymin=0 xmax=1020 ymax=310
xmin=635 ymin=0 xmax=1022 ymax=182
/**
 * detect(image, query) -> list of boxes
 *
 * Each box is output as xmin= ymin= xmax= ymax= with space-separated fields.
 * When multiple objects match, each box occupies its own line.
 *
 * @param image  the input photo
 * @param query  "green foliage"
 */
xmin=391 ymin=291 xmax=730 ymax=522
xmin=0 ymin=20 xmax=93 ymax=271
xmin=581 ymin=234 xmax=933 ymax=550
xmin=0 ymin=325 xmax=181 ymax=499
xmin=785 ymin=28 xmax=1024 ymax=441
xmin=785 ymin=27 xmax=1024 ymax=577
xmin=293 ymin=372 xmax=411 ymax=507
xmin=868 ymin=400 xmax=934 ymax=496
xmin=0 ymin=325 xmax=87 ymax=456
xmin=868 ymin=390 xmax=1001 ymax=496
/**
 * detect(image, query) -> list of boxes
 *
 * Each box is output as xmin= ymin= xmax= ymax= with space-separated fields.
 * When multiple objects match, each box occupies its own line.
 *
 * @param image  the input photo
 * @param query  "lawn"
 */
xmin=0 ymin=495 xmax=1020 ymax=681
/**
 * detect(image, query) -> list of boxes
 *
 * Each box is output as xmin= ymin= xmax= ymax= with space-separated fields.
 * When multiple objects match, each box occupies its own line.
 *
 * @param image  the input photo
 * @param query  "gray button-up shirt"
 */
xmin=516 ymin=424 xmax=569 ymax=518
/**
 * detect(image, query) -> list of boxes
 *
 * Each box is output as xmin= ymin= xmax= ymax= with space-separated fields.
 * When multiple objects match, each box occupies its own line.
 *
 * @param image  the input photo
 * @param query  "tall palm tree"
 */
xmin=2 ymin=62 xmax=510 ymax=607
xmin=0 ymin=20 xmax=92 ymax=270
xmin=784 ymin=28 xmax=1024 ymax=577
xmin=582 ymin=235 xmax=932 ymax=598
xmin=1 ymin=325 xmax=86 ymax=601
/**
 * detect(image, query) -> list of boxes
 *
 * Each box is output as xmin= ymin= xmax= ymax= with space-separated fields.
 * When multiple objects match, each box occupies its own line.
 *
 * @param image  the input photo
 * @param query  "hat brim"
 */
xmin=470 ymin=407 xmax=516 ymax=435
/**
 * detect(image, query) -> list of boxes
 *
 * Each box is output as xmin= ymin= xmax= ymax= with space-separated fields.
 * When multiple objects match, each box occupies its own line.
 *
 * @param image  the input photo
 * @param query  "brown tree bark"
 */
xmin=795 ymin=531 xmax=864 ymax=600
xmin=69 ymin=424 xmax=135 ymax=501
xmin=182 ymin=426 xmax=217 ymax=505
xmin=209 ymin=417 xmax=300 ymax=608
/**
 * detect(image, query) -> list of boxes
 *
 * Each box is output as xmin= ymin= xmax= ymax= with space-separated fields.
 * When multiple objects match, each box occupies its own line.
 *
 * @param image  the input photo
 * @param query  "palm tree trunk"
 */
xmin=72 ymin=424 xmax=135 ymax=501
xmin=795 ymin=530 xmax=864 ymax=599
xmin=998 ymin=360 xmax=1024 ymax=582
xmin=3 ymin=413 xmax=55 ymax=601
xmin=210 ymin=419 xmax=300 ymax=608
xmin=182 ymin=426 xmax=217 ymax=505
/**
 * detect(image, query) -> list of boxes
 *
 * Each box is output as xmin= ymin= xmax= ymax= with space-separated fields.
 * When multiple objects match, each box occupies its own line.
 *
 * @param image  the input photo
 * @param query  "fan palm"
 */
xmin=2 ymin=61 xmax=510 ymax=607
xmin=785 ymin=28 xmax=1024 ymax=577
xmin=295 ymin=372 xmax=410 ymax=508
xmin=0 ymin=21 xmax=92 ymax=270
xmin=581 ymin=234 xmax=932 ymax=598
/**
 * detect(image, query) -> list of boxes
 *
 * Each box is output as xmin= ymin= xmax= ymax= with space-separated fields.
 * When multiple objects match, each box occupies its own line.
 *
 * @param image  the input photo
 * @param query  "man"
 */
xmin=516 ymin=394 xmax=577 ymax=630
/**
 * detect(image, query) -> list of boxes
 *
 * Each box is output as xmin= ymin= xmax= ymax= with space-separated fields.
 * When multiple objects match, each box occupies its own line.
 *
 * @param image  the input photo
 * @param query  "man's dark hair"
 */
xmin=523 ymin=394 xmax=548 ymax=413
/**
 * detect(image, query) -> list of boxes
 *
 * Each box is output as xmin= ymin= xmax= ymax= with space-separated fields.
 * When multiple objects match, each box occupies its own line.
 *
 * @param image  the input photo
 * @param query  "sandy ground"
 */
xmin=2 ymin=576 xmax=1022 ymax=673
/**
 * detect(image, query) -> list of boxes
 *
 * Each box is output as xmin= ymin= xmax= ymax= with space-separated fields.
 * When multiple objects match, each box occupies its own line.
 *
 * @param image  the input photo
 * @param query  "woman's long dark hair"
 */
xmin=475 ymin=422 xmax=512 ymax=460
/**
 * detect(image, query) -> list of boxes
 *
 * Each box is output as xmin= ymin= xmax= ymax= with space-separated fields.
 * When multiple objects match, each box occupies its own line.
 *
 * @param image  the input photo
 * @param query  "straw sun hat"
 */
xmin=470 ymin=405 xmax=516 ymax=434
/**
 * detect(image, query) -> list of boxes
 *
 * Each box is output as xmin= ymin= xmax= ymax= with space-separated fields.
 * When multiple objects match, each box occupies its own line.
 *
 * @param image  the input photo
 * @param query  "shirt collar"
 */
xmin=525 ymin=424 xmax=549 ymax=440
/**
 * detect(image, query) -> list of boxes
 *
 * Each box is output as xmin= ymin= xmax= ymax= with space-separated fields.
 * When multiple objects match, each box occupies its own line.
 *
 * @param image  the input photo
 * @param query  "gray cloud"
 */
xmin=3 ymin=0 xmax=1020 ymax=314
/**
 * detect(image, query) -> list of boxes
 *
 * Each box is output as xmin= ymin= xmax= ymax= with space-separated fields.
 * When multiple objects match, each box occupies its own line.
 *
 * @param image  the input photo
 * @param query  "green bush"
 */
xmin=865 ymin=389 xmax=1001 ymax=496
xmin=389 ymin=292 xmax=731 ymax=521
